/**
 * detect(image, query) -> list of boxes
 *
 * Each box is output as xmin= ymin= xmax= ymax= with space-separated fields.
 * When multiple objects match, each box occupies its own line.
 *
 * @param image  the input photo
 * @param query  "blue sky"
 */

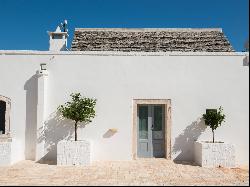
xmin=0 ymin=0 xmax=248 ymax=51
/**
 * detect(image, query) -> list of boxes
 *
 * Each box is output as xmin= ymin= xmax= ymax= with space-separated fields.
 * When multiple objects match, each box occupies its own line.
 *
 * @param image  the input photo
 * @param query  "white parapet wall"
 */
xmin=0 ymin=140 xmax=12 ymax=166
xmin=57 ymin=140 xmax=91 ymax=166
xmin=194 ymin=141 xmax=236 ymax=168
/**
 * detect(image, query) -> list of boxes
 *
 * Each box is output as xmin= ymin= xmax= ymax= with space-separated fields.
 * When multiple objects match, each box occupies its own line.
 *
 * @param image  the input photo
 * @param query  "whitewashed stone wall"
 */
xmin=194 ymin=141 xmax=236 ymax=167
xmin=0 ymin=141 xmax=11 ymax=166
xmin=0 ymin=51 xmax=248 ymax=165
xmin=57 ymin=140 xmax=91 ymax=166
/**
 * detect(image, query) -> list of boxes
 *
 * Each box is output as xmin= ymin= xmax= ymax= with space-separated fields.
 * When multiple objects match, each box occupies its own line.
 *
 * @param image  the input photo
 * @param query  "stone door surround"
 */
xmin=132 ymin=99 xmax=172 ymax=160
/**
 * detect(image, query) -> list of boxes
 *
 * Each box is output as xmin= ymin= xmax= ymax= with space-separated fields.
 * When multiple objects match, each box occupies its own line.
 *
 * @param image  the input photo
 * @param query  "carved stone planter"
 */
xmin=194 ymin=141 xmax=235 ymax=168
xmin=0 ymin=138 xmax=12 ymax=166
xmin=57 ymin=140 xmax=90 ymax=166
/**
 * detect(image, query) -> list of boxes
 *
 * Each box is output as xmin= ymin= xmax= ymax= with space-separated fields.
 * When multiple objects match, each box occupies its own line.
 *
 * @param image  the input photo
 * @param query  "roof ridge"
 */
xmin=74 ymin=28 xmax=223 ymax=32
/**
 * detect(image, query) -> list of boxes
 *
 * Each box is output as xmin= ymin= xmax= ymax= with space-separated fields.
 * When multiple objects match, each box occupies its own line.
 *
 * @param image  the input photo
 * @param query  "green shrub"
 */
xmin=58 ymin=93 xmax=97 ymax=141
xmin=203 ymin=106 xmax=226 ymax=143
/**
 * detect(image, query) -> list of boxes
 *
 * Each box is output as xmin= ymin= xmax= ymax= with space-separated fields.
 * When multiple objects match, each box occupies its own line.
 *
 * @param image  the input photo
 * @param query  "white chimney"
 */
xmin=47 ymin=21 xmax=68 ymax=51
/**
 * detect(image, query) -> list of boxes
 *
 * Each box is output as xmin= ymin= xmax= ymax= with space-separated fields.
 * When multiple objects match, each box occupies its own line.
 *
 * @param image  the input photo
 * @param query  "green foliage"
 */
xmin=203 ymin=106 xmax=225 ymax=131
xmin=58 ymin=93 xmax=96 ymax=141
xmin=203 ymin=106 xmax=226 ymax=142
xmin=58 ymin=93 xmax=97 ymax=124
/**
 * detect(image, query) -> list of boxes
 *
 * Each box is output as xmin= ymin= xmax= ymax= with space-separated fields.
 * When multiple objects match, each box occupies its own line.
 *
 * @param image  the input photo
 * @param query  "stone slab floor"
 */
xmin=0 ymin=159 xmax=248 ymax=186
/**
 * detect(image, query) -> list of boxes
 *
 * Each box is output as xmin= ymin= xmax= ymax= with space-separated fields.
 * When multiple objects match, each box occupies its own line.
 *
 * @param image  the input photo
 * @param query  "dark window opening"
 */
xmin=52 ymin=34 xmax=63 ymax=39
xmin=0 ymin=101 xmax=6 ymax=134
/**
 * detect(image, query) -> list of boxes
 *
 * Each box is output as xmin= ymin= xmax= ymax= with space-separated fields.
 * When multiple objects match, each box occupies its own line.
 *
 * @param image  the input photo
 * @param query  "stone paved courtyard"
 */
xmin=0 ymin=159 xmax=248 ymax=186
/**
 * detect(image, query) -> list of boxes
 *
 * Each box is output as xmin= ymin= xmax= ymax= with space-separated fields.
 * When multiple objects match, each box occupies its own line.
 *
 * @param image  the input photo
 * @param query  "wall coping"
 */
xmin=0 ymin=50 xmax=248 ymax=56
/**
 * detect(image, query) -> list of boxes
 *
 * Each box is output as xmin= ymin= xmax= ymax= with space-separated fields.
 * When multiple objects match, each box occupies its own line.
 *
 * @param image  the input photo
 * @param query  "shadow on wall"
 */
xmin=24 ymin=75 xmax=38 ymax=160
xmin=103 ymin=129 xmax=117 ymax=138
xmin=243 ymin=55 xmax=249 ymax=66
xmin=37 ymin=111 xmax=74 ymax=165
xmin=172 ymin=117 xmax=207 ymax=162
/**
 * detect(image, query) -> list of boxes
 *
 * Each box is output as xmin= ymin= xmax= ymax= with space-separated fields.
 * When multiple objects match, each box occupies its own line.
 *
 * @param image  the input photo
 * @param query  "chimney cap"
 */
xmin=47 ymin=30 xmax=68 ymax=37
xmin=55 ymin=26 xmax=61 ymax=32
xmin=47 ymin=23 xmax=69 ymax=37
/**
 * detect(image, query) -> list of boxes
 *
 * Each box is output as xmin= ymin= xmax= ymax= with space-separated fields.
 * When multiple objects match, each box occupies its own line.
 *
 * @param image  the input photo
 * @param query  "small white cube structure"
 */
xmin=57 ymin=140 xmax=90 ymax=166
xmin=194 ymin=141 xmax=235 ymax=168
xmin=0 ymin=141 xmax=11 ymax=166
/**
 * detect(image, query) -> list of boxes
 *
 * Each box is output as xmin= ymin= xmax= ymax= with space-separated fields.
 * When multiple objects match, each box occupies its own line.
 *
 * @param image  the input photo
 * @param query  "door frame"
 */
xmin=132 ymin=99 xmax=172 ymax=160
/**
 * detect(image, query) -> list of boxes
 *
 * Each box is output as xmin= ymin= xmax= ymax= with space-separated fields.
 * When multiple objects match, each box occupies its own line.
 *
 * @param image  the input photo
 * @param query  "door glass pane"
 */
xmin=153 ymin=106 xmax=163 ymax=131
xmin=139 ymin=106 xmax=148 ymax=139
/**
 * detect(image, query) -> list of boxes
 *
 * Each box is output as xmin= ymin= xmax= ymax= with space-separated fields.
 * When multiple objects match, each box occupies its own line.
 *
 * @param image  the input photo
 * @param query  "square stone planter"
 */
xmin=0 ymin=138 xmax=12 ymax=166
xmin=57 ymin=140 xmax=90 ymax=166
xmin=194 ymin=141 xmax=235 ymax=168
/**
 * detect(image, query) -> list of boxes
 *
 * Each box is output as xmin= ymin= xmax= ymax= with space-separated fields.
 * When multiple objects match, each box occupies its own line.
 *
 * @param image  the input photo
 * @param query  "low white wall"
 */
xmin=0 ymin=51 xmax=249 ymax=166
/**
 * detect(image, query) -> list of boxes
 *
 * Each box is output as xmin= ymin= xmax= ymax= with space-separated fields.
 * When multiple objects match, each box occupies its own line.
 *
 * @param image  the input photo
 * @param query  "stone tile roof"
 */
xmin=71 ymin=28 xmax=234 ymax=52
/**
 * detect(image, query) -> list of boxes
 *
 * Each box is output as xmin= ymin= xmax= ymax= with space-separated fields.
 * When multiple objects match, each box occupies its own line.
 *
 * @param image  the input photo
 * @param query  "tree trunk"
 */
xmin=212 ymin=129 xmax=215 ymax=143
xmin=75 ymin=122 xmax=77 ymax=141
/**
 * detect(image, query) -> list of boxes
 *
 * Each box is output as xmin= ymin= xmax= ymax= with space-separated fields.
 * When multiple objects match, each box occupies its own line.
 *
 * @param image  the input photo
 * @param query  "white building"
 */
xmin=0 ymin=24 xmax=249 ymax=166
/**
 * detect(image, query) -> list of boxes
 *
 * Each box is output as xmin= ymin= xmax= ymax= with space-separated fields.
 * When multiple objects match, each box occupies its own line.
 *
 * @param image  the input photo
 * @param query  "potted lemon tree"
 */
xmin=194 ymin=107 xmax=235 ymax=167
xmin=57 ymin=93 xmax=96 ymax=166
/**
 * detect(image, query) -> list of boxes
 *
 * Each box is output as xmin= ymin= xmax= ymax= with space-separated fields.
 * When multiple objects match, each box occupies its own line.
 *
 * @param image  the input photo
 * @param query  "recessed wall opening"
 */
xmin=132 ymin=99 xmax=172 ymax=160
xmin=0 ymin=101 xmax=6 ymax=135
xmin=0 ymin=95 xmax=11 ymax=137
xmin=52 ymin=34 xmax=63 ymax=39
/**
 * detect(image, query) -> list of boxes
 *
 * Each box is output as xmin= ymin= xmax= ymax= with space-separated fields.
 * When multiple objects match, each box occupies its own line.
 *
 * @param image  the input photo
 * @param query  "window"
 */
xmin=0 ymin=101 xmax=6 ymax=134
xmin=0 ymin=95 xmax=11 ymax=137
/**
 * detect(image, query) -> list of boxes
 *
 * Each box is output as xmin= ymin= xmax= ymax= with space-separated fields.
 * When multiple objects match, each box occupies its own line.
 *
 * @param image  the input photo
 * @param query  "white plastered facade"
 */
xmin=0 ymin=51 xmax=249 ymax=166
